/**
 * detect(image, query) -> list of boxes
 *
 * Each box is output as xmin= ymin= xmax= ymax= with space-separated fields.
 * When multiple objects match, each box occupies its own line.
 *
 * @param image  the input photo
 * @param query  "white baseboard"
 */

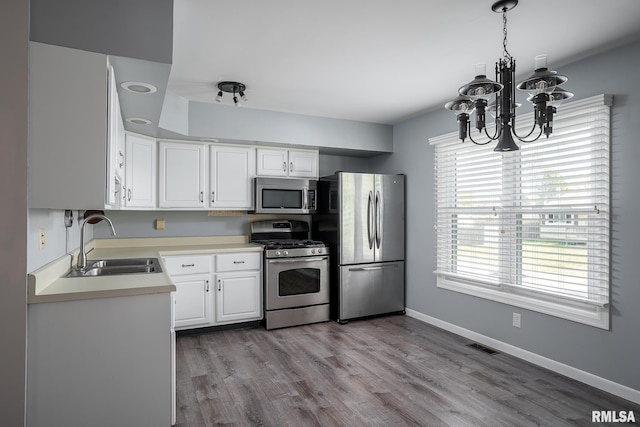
xmin=405 ymin=308 xmax=640 ymax=405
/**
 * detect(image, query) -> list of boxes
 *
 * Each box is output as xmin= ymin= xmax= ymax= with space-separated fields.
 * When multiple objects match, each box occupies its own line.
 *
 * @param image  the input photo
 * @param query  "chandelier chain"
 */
xmin=502 ymin=9 xmax=511 ymax=62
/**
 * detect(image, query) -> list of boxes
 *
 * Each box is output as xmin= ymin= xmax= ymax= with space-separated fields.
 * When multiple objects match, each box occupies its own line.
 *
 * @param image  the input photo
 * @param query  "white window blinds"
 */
xmin=431 ymin=94 xmax=612 ymax=327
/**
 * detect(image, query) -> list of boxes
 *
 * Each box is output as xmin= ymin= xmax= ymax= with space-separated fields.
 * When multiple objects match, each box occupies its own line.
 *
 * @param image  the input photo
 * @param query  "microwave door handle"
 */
xmin=375 ymin=190 xmax=382 ymax=249
xmin=303 ymin=187 xmax=308 ymax=210
xmin=367 ymin=191 xmax=374 ymax=250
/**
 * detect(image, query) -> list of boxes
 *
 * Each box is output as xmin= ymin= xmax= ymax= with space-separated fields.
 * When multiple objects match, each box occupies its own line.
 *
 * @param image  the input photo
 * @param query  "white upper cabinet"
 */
xmin=256 ymin=148 xmax=318 ymax=178
xmin=123 ymin=133 xmax=156 ymax=209
xmin=158 ymin=142 xmax=206 ymax=208
xmin=288 ymin=149 xmax=318 ymax=178
xmin=256 ymin=148 xmax=289 ymax=177
xmin=209 ymin=145 xmax=255 ymax=209
xmin=106 ymin=63 xmax=125 ymax=208
xmin=29 ymin=42 xmax=120 ymax=209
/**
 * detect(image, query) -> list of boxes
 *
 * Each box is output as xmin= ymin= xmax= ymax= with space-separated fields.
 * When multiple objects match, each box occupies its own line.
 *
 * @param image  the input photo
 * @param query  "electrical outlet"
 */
xmin=155 ymin=218 xmax=165 ymax=230
xmin=38 ymin=228 xmax=46 ymax=250
xmin=512 ymin=312 xmax=521 ymax=328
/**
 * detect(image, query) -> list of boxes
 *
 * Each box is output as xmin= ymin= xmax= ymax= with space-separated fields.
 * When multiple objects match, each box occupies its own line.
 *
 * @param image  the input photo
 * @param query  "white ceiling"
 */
xmin=168 ymin=0 xmax=640 ymax=125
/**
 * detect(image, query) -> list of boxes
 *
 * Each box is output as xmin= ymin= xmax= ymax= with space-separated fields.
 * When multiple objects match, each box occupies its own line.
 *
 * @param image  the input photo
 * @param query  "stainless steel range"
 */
xmin=251 ymin=220 xmax=330 ymax=330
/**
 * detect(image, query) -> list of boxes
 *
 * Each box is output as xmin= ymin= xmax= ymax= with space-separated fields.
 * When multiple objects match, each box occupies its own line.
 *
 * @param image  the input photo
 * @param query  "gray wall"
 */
xmin=371 ymin=38 xmax=640 ymax=391
xmin=30 ymin=0 xmax=173 ymax=63
xmin=0 ymin=0 xmax=28 ymax=424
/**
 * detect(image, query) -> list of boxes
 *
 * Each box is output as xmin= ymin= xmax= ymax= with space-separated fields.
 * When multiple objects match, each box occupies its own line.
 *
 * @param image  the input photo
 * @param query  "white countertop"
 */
xmin=28 ymin=236 xmax=264 ymax=304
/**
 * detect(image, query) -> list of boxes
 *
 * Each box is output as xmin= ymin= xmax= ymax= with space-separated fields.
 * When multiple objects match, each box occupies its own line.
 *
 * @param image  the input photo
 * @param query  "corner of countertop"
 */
xmin=28 ymin=254 xmax=74 ymax=300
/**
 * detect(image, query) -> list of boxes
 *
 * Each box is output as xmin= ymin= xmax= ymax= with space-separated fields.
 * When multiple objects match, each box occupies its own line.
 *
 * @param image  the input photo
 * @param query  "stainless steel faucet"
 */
xmin=76 ymin=213 xmax=117 ymax=270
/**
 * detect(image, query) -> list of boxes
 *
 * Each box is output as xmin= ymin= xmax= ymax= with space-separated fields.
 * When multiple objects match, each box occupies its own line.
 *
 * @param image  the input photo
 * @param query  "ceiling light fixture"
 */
xmin=445 ymin=0 xmax=573 ymax=152
xmin=215 ymin=81 xmax=247 ymax=107
xmin=120 ymin=81 xmax=157 ymax=94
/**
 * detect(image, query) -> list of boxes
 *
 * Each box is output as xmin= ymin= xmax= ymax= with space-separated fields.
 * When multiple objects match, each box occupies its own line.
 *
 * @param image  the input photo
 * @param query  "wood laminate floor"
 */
xmin=175 ymin=315 xmax=639 ymax=426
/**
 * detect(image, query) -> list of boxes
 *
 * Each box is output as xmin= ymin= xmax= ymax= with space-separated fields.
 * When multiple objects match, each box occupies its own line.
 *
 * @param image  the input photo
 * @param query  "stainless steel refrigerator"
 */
xmin=313 ymin=172 xmax=405 ymax=323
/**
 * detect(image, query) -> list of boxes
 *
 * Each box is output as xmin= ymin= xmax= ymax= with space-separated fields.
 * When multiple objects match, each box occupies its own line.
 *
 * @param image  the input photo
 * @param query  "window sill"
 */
xmin=436 ymin=274 xmax=609 ymax=329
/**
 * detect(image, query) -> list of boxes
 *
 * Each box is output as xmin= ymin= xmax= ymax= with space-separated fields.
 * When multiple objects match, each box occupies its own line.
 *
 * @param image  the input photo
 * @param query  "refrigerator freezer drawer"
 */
xmin=338 ymin=261 xmax=405 ymax=322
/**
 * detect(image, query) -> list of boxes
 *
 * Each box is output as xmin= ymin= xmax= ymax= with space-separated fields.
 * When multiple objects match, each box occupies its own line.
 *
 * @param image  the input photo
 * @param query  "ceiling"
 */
xmin=167 ymin=0 xmax=640 ymax=125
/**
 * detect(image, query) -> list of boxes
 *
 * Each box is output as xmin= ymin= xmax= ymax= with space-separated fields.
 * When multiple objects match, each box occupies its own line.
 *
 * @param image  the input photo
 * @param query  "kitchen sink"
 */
xmin=65 ymin=258 xmax=163 ymax=277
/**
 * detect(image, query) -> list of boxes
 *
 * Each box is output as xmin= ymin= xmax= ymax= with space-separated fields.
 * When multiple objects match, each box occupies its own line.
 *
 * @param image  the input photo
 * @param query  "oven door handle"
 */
xmin=268 ymin=257 xmax=328 ymax=264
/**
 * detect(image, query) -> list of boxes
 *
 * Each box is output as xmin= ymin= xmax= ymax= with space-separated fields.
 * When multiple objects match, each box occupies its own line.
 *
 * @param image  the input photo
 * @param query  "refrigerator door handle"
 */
xmin=375 ymin=190 xmax=382 ymax=249
xmin=367 ymin=191 xmax=374 ymax=249
xmin=348 ymin=264 xmax=399 ymax=272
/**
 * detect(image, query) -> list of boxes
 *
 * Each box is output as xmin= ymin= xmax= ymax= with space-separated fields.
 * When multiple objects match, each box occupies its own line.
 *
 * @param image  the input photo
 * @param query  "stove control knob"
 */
xmin=311 ymin=249 xmax=316 ymax=254
xmin=317 ymin=248 xmax=323 ymax=254
xmin=275 ymin=251 xmax=281 ymax=256
xmin=283 ymin=251 xmax=289 ymax=256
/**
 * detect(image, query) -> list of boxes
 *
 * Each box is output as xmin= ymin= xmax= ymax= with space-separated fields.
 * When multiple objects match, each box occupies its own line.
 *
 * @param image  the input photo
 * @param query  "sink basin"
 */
xmin=88 ymin=258 xmax=157 ymax=268
xmin=65 ymin=258 xmax=163 ymax=277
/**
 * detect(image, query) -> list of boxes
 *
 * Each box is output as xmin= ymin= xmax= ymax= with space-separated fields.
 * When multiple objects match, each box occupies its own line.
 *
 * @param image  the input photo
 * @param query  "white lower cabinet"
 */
xmin=172 ymin=275 xmax=212 ymax=329
xmin=216 ymin=271 xmax=262 ymax=323
xmin=164 ymin=251 xmax=262 ymax=331
xmin=163 ymin=254 xmax=213 ymax=330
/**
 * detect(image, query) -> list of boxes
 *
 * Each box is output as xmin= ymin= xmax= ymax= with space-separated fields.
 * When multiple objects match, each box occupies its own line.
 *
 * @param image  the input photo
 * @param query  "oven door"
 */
xmin=265 ymin=256 xmax=329 ymax=310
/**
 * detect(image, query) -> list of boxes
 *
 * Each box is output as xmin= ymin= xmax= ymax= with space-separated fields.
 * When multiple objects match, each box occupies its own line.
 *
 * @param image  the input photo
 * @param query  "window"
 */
xmin=431 ymin=94 xmax=611 ymax=329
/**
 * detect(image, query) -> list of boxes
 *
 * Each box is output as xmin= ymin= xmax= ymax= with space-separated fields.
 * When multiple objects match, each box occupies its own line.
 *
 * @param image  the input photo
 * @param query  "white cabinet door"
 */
xmin=173 ymin=275 xmax=212 ymax=329
xmin=124 ymin=134 xmax=156 ymax=208
xmin=209 ymin=145 xmax=255 ymax=209
xmin=288 ymin=149 xmax=318 ymax=178
xmin=159 ymin=142 xmax=206 ymax=208
xmin=215 ymin=271 xmax=262 ymax=324
xmin=256 ymin=148 xmax=288 ymax=177
xmin=106 ymin=63 xmax=120 ymax=208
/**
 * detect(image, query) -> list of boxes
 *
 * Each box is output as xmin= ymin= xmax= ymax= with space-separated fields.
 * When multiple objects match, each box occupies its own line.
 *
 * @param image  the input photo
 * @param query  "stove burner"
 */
xmin=253 ymin=239 xmax=326 ymax=250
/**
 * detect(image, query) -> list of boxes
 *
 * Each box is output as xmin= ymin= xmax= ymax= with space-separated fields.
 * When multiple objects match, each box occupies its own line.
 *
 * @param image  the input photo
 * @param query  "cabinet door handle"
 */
xmin=290 ymin=161 xmax=294 ymax=173
xmin=127 ymin=189 xmax=132 ymax=201
xmin=205 ymin=280 xmax=209 ymax=292
xmin=282 ymin=161 xmax=286 ymax=172
xmin=211 ymin=191 xmax=215 ymax=203
xmin=199 ymin=191 xmax=204 ymax=203
xmin=118 ymin=151 xmax=124 ymax=168
xmin=218 ymin=279 xmax=221 ymax=292
xmin=181 ymin=263 xmax=195 ymax=268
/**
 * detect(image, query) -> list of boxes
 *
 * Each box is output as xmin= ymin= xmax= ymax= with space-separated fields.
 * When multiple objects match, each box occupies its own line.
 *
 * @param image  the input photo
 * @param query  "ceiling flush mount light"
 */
xmin=125 ymin=117 xmax=152 ymax=125
xmin=215 ymin=81 xmax=247 ymax=107
xmin=120 ymin=81 xmax=157 ymax=94
xmin=445 ymin=0 xmax=573 ymax=152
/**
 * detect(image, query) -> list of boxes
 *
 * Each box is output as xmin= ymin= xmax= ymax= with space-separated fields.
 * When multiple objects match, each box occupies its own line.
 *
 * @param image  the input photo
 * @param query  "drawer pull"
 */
xmin=181 ymin=263 xmax=195 ymax=268
xmin=233 ymin=261 xmax=245 ymax=264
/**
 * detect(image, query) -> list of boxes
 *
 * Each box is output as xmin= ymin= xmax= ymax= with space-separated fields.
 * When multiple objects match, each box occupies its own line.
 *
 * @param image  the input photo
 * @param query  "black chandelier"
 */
xmin=215 ymin=81 xmax=248 ymax=107
xmin=445 ymin=0 xmax=573 ymax=151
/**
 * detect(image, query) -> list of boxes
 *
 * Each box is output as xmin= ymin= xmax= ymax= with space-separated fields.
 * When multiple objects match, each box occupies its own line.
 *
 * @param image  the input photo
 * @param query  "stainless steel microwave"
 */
xmin=254 ymin=177 xmax=317 ymax=214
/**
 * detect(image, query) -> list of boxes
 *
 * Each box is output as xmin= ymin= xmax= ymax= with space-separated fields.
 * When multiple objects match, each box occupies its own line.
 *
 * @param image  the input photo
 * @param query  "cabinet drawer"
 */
xmin=216 ymin=252 xmax=261 ymax=272
xmin=163 ymin=255 xmax=211 ymax=276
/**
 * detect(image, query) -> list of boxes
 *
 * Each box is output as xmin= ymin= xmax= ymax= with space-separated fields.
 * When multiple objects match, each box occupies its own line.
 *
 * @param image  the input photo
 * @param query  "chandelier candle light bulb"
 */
xmin=444 ymin=0 xmax=573 ymax=151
